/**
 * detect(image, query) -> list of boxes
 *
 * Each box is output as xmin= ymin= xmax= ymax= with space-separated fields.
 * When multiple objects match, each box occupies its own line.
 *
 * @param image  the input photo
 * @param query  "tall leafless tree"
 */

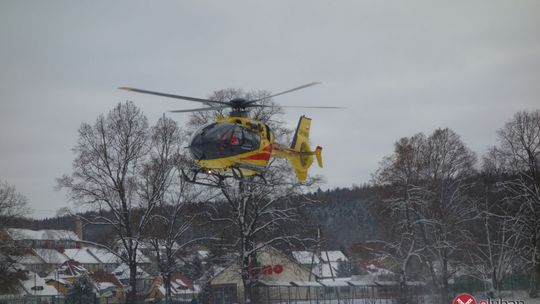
xmin=487 ymin=109 xmax=540 ymax=297
xmin=0 ymin=181 xmax=30 ymax=294
xmin=465 ymin=183 xmax=520 ymax=297
xmin=373 ymin=128 xmax=477 ymax=304
xmin=143 ymin=161 xmax=213 ymax=301
xmin=58 ymin=102 xmax=184 ymax=302
xmin=205 ymin=160 xmax=318 ymax=303
xmin=372 ymin=134 xmax=429 ymax=287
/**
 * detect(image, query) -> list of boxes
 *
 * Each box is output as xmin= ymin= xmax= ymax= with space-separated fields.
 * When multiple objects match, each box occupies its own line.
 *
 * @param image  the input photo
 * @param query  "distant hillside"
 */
xmin=3 ymin=185 xmax=382 ymax=251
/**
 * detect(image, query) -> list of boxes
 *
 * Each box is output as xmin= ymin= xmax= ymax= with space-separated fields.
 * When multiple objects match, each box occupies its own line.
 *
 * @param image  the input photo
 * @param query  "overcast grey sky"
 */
xmin=1 ymin=1 xmax=539 ymax=218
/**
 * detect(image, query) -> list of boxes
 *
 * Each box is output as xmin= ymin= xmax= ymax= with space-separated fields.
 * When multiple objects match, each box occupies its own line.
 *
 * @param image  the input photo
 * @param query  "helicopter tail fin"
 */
xmin=288 ymin=116 xmax=322 ymax=181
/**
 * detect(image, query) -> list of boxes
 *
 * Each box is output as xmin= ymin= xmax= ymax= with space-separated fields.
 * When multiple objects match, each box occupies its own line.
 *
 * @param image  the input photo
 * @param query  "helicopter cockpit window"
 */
xmin=190 ymin=123 xmax=261 ymax=160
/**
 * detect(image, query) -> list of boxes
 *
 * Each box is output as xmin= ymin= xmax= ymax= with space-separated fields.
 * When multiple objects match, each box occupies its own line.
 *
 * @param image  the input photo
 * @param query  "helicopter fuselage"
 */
xmin=189 ymin=116 xmax=277 ymax=176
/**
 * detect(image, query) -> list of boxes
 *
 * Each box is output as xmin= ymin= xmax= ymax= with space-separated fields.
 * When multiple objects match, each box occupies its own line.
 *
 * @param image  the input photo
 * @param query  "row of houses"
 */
xmin=2 ymin=227 xmax=397 ymax=303
xmin=1 ymin=228 xmax=190 ymax=302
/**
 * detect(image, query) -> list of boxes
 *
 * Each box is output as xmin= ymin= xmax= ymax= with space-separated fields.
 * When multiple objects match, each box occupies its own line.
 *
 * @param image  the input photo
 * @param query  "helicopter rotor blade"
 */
xmin=118 ymin=87 xmax=231 ymax=106
xmin=244 ymin=82 xmax=321 ymax=105
xmin=246 ymin=104 xmax=344 ymax=109
xmin=169 ymin=106 xmax=231 ymax=113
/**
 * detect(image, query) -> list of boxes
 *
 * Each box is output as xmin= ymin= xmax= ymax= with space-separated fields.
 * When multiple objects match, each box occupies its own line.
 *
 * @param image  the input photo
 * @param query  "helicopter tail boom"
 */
xmin=276 ymin=115 xmax=322 ymax=181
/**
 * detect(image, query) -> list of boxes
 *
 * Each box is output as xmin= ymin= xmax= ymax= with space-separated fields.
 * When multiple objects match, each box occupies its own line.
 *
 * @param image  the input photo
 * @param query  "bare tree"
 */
xmin=58 ymin=102 xmax=182 ymax=302
xmin=0 ymin=181 xmax=30 ymax=294
xmin=372 ymin=134 xmax=429 ymax=287
xmin=206 ymin=161 xmax=318 ymax=303
xmin=373 ymin=128 xmax=477 ymax=304
xmin=488 ymin=110 xmax=540 ymax=297
xmin=143 ymin=162 xmax=213 ymax=301
xmin=0 ymin=181 xmax=30 ymax=228
xmin=466 ymin=188 xmax=520 ymax=297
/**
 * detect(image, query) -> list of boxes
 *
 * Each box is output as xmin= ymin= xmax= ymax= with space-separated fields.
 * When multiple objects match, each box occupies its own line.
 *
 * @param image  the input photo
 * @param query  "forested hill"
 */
xmin=3 ymin=185 xmax=381 ymax=250
xmin=304 ymin=186 xmax=380 ymax=249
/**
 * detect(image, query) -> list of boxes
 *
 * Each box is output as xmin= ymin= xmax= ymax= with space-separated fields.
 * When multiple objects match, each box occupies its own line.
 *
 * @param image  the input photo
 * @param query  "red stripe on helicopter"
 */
xmin=241 ymin=153 xmax=271 ymax=161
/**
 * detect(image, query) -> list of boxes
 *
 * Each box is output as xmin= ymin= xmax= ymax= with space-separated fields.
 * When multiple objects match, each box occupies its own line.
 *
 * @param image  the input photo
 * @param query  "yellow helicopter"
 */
xmin=119 ymin=82 xmax=339 ymax=184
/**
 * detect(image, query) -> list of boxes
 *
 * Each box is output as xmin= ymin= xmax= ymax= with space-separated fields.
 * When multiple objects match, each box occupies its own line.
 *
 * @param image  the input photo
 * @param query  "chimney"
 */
xmin=74 ymin=219 xmax=83 ymax=241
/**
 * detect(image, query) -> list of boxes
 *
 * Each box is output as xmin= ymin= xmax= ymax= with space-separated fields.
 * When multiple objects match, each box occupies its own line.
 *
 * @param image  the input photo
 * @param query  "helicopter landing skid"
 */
xmin=181 ymin=167 xmax=269 ymax=188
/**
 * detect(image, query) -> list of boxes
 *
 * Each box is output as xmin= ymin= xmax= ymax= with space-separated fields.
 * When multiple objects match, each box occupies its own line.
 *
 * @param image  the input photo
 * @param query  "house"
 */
xmin=19 ymin=271 xmax=58 ymax=298
xmin=147 ymin=272 xmax=198 ymax=301
xmin=85 ymin=247 xmax=122 ymax=273
xmin=89 ymin=273 xmax=126 ymax=303
xmin=45 ymin=277 xmax=70 ymax=295
xmin=113 ymin=263 xmax=152 ymax=295
xmin=209 ymin=247 xmax=316 ymax=304
xmin=44 ymin=260 xmax=88 ymax=295
xmin=292 ymin=250 xmax=348 ymax=279
xmin=63 ymin=248 xmax=103 ymax=272
xmin=31 ymin=248 xmax=70 ymax=275
xmin=11 ymin=250 xmax=46 ymax=274
xmin=6 ymin=228 xmax=82 ymax=250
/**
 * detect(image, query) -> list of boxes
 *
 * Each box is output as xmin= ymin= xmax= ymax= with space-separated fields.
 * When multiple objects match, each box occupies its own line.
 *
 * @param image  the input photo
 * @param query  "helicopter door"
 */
xmin=241 ymin=127 xmax=260 ymax=151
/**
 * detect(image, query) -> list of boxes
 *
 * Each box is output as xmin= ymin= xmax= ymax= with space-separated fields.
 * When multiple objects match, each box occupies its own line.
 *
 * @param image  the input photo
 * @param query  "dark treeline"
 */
xmin=3 ymin=186 xmax=379 ymax=249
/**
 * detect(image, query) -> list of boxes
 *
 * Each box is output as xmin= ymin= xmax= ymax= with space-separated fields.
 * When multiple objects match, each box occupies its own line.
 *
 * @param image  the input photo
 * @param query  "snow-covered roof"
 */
xmin=292 ymin=250 xmax=348 ymax=264
xmin=350 ymin=274 xmax=375 ymax=284
xmin=20 ymin=272 xmax=58 ymax=296
xmin=290 ymin=281 xmax=324 ymax=287
xmin=197 ymin=250 xmax=209 ymax=259
xmin=44 ymin=277 xmax=69 ymax=285
xmin=292 ymin=251 xmax=340 ymax=278
xmin=116 ymin=248 xmax=151 ymax=264
xmin=11 ymin=253 xmax=44 ymax=265
xmin=89 ymin=273 xmax=123 ymax=290
xmin=319 ymin=278 xmax=351 ymax=287
xmin=7 ymin=228 xmax=80 ymax=241
xmin=85 ymin=247 xmax=120 ymax=264
xmin=113 ymin=263 xmax=150 ymax=280
xmin=151 ymin=273 xmax=195 ymax=298
xmin=63 ymin=248 xmax=101 ymax=264
xmin=33 ymin=249 xmax=69 ymax=264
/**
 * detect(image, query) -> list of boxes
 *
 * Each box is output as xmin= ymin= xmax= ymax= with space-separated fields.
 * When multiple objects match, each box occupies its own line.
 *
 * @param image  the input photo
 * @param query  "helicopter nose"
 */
xmin=189 ymin=133 xmax=205 ymax=160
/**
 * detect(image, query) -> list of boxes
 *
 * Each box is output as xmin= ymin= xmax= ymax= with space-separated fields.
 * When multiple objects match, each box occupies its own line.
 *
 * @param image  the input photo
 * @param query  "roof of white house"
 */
xmin=33 ymin=248 xmax=69 ymax=264
xmin=63 ymin=248 xmax=101 ymax=264
xmin=292 ymin=250 xmax=348 ymax=264
xmin=7 ymin=228 xmax=80 ymax=241
xmin=20 ymin=271 xmax=58 ymax=296
xmin=86 ymin=247 xmax=120 ymax=264
xmin=113 ymin=263 xmax=150 ymax=280
xmin=11 ymin=253 xmax=44 ymax=265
